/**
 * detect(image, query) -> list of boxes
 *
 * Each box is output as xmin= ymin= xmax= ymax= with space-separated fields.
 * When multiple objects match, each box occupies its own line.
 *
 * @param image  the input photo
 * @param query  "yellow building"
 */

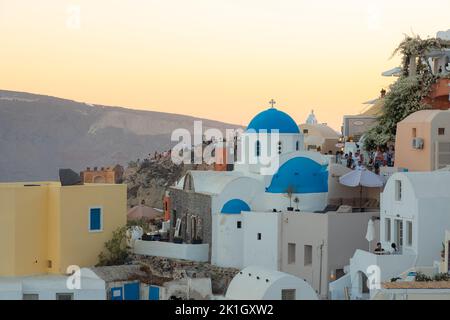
xmin=0 ymin=182 xmax=126 ymax=276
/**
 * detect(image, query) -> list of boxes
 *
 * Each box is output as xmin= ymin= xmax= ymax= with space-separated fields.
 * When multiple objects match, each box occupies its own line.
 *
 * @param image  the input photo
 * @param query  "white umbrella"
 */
xmin=365 ymin=219 xmax=375 ymax=252
xmin=339 ymin=168 xmax=384 ymax=211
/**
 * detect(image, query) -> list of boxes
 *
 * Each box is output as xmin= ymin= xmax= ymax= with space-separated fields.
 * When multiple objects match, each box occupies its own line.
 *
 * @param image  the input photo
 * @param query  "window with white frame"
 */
xmin=385 ymin=218 xmax=391 ymax=242
xmin=395 ymin=180 xmax=402 ymax=201
xmin=89 ymin=207 xmax=102 ymax=232
xmin=395 ymin=219 xmax=403 ymax=247
xmin=406 ymin=221 xmax=413 ymax=246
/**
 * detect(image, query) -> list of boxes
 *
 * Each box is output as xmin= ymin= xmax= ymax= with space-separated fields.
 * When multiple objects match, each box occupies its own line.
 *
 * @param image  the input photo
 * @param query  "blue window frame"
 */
xmin=89 ymin=207 xmax=102 ymax=231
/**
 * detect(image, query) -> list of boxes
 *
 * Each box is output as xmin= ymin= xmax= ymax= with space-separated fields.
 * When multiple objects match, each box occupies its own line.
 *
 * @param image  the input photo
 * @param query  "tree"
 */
xmin=364 ymin=35 xmax=450 ymax=151
xmin=97 ymin=226 xmax=130 ymax=266
xmin=293 ymin=197 xmax=300 ymax=211
xmin=285 ymin=185 xmax=296 ymax=210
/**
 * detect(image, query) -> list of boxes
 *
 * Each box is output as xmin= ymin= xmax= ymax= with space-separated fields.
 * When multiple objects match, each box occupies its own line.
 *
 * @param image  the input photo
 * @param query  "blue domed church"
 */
xmin=169 ymin=104 xmax=329 ymax=268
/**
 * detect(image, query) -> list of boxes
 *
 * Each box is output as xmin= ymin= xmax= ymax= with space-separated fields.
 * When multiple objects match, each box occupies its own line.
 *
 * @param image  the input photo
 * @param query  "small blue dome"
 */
xmin=221 ymin=199 xmax=251 ymax=214
xmin=247 ymin=108 xmax=300 ymax=134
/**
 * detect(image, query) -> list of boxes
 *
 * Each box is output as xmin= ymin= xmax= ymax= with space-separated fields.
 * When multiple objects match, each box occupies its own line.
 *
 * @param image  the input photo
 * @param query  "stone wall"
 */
xmin=133 ymin=255 xmax=239 ymax=295
xmin=169 ymin=187 xmax=212 ymax=259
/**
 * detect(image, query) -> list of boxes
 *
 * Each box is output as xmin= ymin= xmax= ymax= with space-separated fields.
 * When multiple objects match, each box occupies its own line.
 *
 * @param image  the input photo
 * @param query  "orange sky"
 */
xmin=1 ymin=0 xmax=449 ymax=130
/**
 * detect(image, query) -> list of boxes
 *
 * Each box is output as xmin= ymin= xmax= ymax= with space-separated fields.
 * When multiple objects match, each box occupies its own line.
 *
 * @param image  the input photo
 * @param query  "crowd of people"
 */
xmin=333 ymin=146 xmax=395 ymax=175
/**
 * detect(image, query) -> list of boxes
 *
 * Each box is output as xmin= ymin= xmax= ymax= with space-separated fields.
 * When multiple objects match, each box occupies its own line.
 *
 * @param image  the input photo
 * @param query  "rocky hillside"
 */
xmin=0 ymin=89 xmax=240 ymax=182
xmin=124 ymin=153 xmax=214 ymax=209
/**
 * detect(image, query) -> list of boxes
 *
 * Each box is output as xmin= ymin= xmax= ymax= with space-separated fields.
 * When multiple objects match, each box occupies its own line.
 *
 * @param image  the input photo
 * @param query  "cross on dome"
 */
xmin=269 ymin=99 xmax=276 ymax=108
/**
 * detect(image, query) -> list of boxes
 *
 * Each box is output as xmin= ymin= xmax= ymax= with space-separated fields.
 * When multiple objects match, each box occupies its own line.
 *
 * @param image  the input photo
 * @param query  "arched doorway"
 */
xmin=93 ymin=175 xmax=106 ymax=183
xmin=358 ymin=271 xmax=370 ymax=298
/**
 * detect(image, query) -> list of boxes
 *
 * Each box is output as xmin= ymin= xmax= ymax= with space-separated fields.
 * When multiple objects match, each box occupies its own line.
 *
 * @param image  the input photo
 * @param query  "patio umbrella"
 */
xmin=339 ymin=168 xmax=384 ymax=211
xmin=127 ymin=205 xmax=164 ymax=221
xmin=365 ymin=219 xmax=375 ymax=252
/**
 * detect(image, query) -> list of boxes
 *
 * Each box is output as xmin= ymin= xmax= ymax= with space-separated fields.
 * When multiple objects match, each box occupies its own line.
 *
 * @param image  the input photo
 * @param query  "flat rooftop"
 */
xmin=382 ymin=281 xmax=450 ymax=289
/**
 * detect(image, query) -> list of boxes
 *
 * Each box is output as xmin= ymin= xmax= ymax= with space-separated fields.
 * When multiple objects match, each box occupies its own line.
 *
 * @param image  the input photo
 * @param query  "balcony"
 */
xmin=133 ymin=240 xmax=209 ymax=262
xmin=347 ymin=250 xmax=417 ymax=299
xmin=423 ymin=78 xmax=450 ymax=110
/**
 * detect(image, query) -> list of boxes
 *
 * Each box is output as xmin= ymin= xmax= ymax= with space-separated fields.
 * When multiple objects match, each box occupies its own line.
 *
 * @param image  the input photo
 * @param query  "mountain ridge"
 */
xmin=0 ymin=89 xmax=241 ymax=182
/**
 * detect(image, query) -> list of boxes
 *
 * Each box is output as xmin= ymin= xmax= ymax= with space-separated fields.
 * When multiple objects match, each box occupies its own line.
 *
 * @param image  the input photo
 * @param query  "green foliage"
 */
xmin=364 ymin=75 xmax=432 ymax=149
xmin=415 ymin=272 xmax=432 ymax=282
xmin=364 ymin=35 xmax=450 ymax=151
xmin=415 ymin=272 xmax=450 ymax=282
xmin=433 ymin=273 xmax=450 ymax=282
xmin=97 ymin=226 xmax=130 ymax=266
xmin=393 ymin=35 xmax=448 ymax=76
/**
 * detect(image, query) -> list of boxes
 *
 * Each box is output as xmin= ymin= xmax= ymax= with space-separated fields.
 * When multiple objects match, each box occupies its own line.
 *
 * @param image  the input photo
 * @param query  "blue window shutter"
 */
xmin=90 ymin=208 xmax=102 ymax=231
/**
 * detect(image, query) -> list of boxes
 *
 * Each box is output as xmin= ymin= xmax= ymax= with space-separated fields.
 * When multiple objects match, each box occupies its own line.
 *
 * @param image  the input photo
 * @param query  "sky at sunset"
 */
xmin=1 ymin=0 xmax=449 ymax=130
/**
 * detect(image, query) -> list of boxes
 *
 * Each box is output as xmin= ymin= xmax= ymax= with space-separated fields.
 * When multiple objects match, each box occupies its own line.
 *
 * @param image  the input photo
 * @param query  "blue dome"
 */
xmin=247 ymin=108 xmax=300 ymax=134
xmin=266 ymin=157 xmax=328 ymax=194
xmin=221 ymin=199 xmax=251 ymax=214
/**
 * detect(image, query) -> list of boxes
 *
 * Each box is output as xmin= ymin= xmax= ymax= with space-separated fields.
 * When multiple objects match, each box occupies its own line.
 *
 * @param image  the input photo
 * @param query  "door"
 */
xmin=111 ymin=287 xmax=123 ymax=300
xmin=149 ymin=286 xmax=160 ymax=300
xmin=395 ymin=220 xmax=403 ymax=250
xmin=124 ymin=282 xmax=140 ymax=300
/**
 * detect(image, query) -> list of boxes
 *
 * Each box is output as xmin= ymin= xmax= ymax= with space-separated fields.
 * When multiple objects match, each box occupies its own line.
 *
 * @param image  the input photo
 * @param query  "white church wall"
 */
xmin=236 ymin=133 xmax=304 ymax=175
xmin=211 ymin=213 xmax=245 ymax=268
xmin=216 ymin=177 xmax=265 ymax=212
xmin=262 ymin=192 xmax=327 ymax=212
xmin=243 ymin=212 xmax=281 ymax=270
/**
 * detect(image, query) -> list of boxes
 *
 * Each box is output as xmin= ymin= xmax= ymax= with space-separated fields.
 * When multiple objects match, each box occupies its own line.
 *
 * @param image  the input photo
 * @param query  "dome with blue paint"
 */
xmin=246 ymin=108 xmax=300 ymax=134
xmin=266 ymin=157 xmax=328 ymax=194
xmin=221 ymin=199 xmax=251 ymax=214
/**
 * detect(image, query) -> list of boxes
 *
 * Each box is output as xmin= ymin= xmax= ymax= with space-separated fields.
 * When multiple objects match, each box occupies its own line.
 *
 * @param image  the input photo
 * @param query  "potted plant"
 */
xmin=285 ymin=185 xmax=296 ymax=211
xmin=294 ymin=197 xmax=300 ymax=212
xmin=173 ymin=236 xmax=183 ymax=244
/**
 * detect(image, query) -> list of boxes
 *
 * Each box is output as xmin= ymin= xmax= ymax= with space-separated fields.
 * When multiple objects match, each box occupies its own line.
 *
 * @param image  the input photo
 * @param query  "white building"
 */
xmin=0 ymin=268 xmax=106 ymax=300
xmin=169 ymin=106 xmax=330 ymax=268
xmin=242 ymin=210 xmax=378 ymax=298
xmin=330 ymin=171 xmax=450 ymax=300
xmin=225 ymin=266 xmax=318 ymax=300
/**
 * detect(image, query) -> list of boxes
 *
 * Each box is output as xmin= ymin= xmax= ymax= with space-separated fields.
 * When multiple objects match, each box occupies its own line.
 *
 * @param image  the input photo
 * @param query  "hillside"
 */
xmin=0 ymin=90 xmax=240 ymax=182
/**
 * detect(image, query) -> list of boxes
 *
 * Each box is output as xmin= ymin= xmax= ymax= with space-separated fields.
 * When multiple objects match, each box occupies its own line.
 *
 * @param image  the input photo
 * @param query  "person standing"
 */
xmin=347 ymin=152 xmax=354 ymax=169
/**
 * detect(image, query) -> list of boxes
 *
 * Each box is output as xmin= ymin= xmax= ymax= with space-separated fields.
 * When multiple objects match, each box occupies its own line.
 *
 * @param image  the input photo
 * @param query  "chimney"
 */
xmin=214 ymin=143 xmax=227 ymax=171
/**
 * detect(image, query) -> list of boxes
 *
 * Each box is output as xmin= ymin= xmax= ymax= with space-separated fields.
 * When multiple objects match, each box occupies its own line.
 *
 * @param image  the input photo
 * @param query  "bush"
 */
xmin=415 ymin=272 xmax=432 ymax=282
xmin=433 ymin=273 xmax=450 ymax=282
xmin=363 ymin=35 xmax=450 ymax=151
xmin=97 ymin=226 xmax=130 ymax=266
